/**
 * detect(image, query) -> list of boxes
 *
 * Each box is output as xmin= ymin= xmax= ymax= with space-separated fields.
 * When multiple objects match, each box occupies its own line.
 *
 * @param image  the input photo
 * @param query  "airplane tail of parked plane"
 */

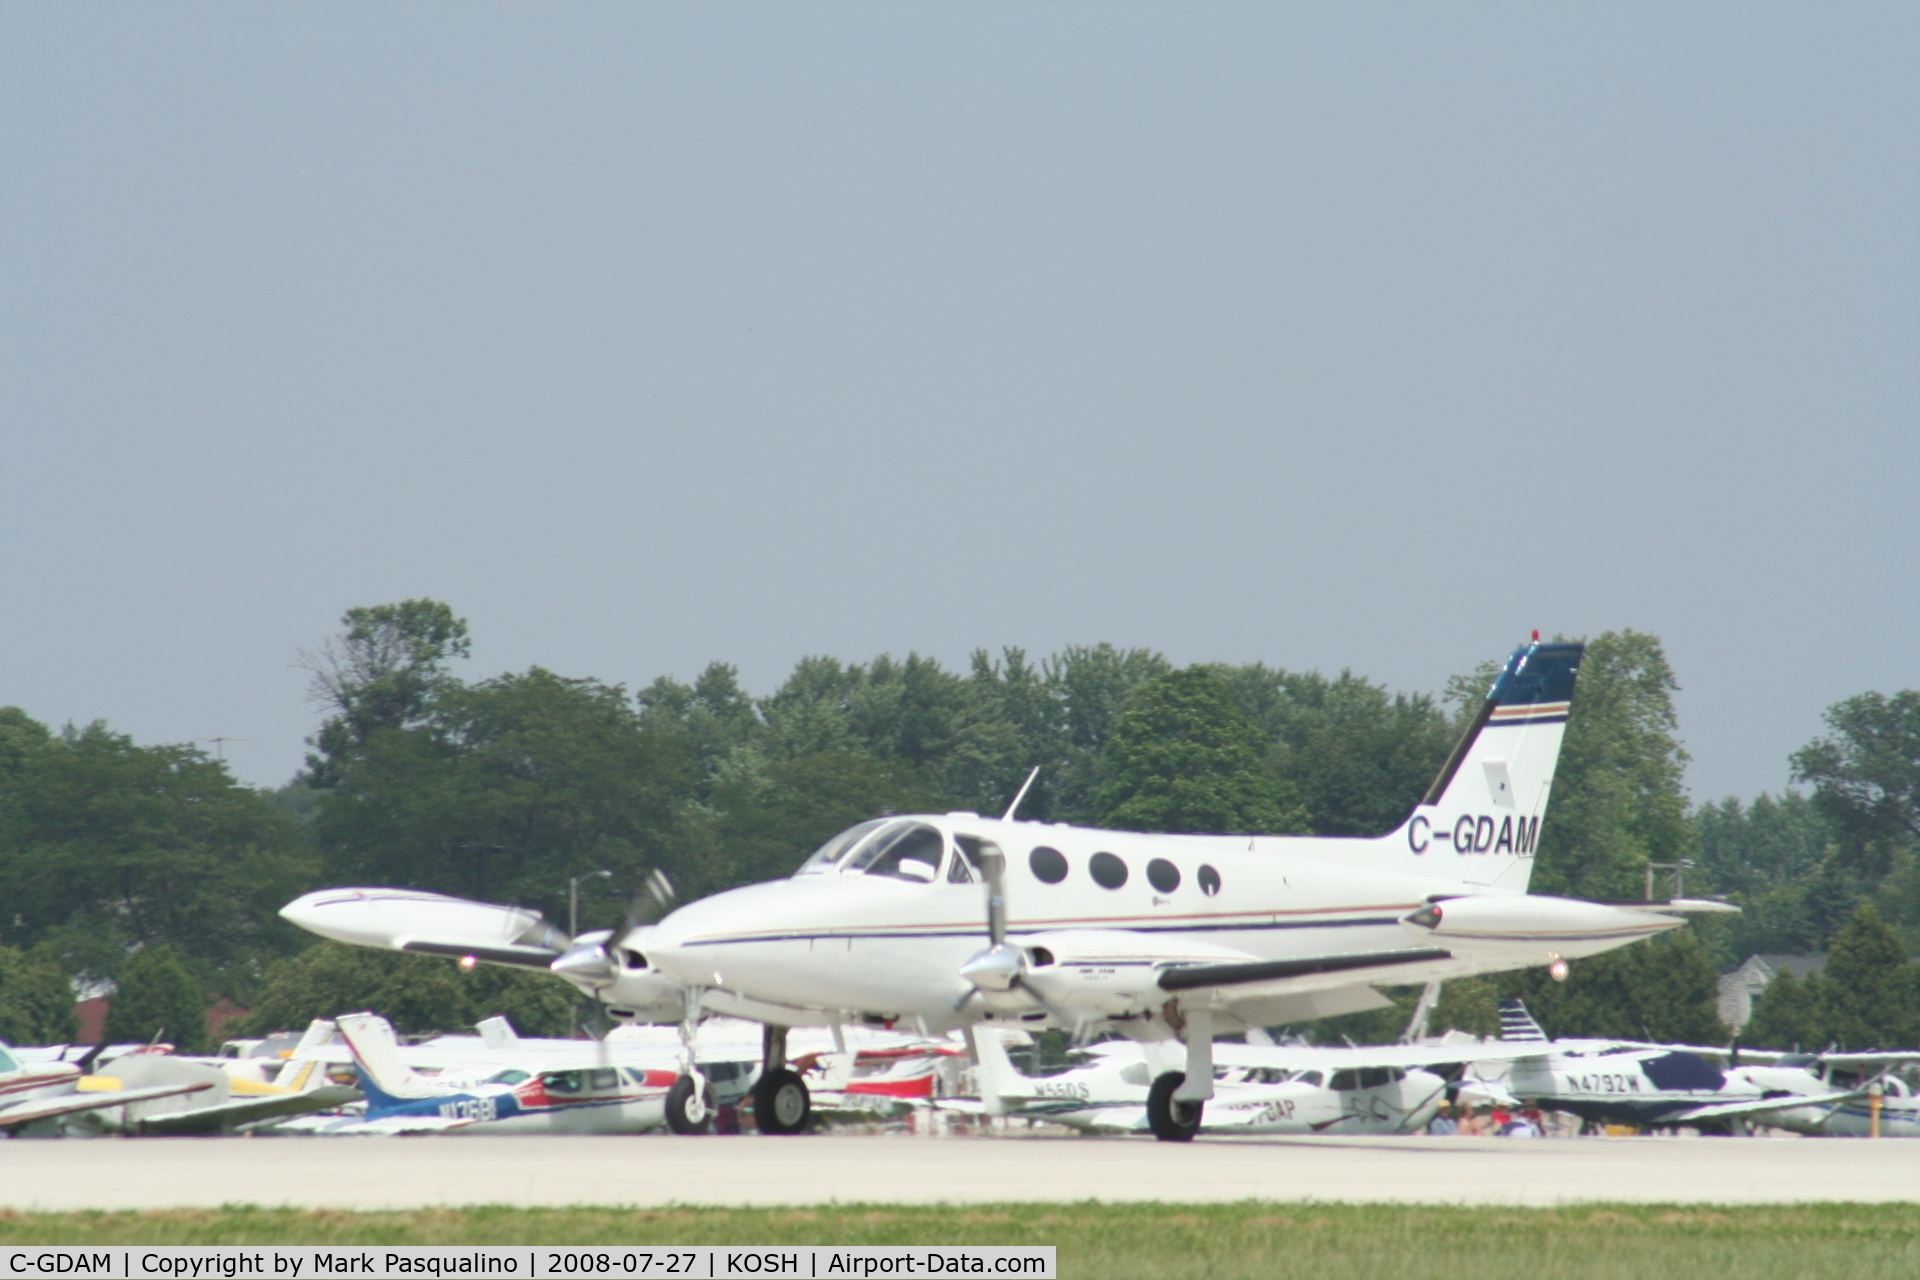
xmin=969 ymin=1027 xmax=1032 ymax=1117
xmin=267 ymin=1018 xmax=338 ymax=1094
xmin=336 ymin=1012 xmax=436 ymax=1107
xmin=1383 ymin=639 xmax=1584 ymax=893
xmin=1497 ymin=998 xmax=1550 ymax=1043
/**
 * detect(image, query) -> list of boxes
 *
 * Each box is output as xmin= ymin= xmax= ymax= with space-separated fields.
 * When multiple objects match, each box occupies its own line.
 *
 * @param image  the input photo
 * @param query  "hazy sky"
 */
xmin=3 ymin=4 xmax=1914 ymax=805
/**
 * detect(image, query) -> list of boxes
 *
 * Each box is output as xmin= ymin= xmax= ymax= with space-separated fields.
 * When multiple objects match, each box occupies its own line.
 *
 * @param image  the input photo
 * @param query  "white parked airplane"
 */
xmin=1456 ymin=1000 xmax=1862 ymax=1133
xmin=285 ymin=638 xmax=1729 ymax=1140
xmin=958 ymin=1028 xmax=1456 ymax=1136
xmin=1698 ymin=1048 xmax=1920 ymax=1138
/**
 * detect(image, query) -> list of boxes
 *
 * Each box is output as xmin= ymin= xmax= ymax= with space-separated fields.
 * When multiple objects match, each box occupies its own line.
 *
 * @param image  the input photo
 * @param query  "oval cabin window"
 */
xmin=1089 ymin=852 xmax=1128 ymax=889
xmin=1029 ymin=846 xmax=1069 ymax=884
xmin=1146 ymin=858 xmax=1180 ymax=893
xmin=1197 ymin=864 xmax=1221 ymax=896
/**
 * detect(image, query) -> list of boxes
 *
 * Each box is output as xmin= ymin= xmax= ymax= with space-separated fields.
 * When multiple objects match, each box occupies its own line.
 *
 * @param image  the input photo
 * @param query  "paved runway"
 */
xmin=4 ymin=1133 xmax=1917 ymax=1210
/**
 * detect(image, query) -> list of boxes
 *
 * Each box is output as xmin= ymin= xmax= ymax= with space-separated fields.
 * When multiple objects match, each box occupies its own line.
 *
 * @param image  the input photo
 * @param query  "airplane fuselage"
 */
xmin=640 ymin=813 xmax=1680 ymax=1035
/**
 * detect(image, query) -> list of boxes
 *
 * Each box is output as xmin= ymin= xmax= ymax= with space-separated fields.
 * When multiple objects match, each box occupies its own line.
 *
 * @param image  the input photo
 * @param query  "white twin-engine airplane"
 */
xmin=283 ymin=639 xmax=1727 ymax=1140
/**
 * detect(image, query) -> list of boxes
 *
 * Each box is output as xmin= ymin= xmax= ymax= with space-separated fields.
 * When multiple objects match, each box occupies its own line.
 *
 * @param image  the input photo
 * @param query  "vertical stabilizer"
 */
xmin=271 ymin=1020 xmax=337 ymax=1093
xmin=1387 ymin=640 xmax=1583 ymax=892
xmin=476 ymin=1016 xmax=519 ymax=1051
xmin=1498 ymin=998 xmax=1550 ymax=1043
xmin=968 ymin=1027 xmax=1034 ymax=1116
xmin=336 ymin=1012 xmax=434 ymax=1108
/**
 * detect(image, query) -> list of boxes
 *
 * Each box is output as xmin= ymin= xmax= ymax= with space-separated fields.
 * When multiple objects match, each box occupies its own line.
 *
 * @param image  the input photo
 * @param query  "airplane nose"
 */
xmin=638 ymin=916 xmax=706 ymax=986
xmin=640 ymin=881 xmax=804 ymax=989
xmin=278 ymin=891 xmax=343 ymax=939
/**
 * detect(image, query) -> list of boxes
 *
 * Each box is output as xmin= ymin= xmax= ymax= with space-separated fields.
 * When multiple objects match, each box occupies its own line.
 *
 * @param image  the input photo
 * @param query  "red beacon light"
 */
xmin=1531 ymin=629 xmax=1540 ymax=642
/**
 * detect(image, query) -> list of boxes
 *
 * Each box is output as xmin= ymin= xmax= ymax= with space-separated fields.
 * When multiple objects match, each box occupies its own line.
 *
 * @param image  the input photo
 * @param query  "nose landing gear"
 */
xmin=665 ymin=1072 xmax=715 ymax=1134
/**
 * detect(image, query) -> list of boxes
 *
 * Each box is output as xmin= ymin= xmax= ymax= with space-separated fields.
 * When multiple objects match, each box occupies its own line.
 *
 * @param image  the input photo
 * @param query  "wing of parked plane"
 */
xmin=1813 ymin=1051 xmax=1920 ymax=1069
xmin=1207 ymin=1039 xmax=1554 ymax=1072
xmin=0 ymin=1081 xmax=215 ymax=1132
xmin=267 ymin=1111 xmax=479 ymax=1135
xmin=132 ymin=1081 xmax=365 ymax=1135
xmin=1666 ymin=1088 xmax=1865 ymax=1123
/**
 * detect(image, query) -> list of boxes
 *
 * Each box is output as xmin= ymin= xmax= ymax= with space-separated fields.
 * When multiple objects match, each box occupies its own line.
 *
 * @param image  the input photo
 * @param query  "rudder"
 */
xmin=1390 ymin=640 xmax=1583 ymax=892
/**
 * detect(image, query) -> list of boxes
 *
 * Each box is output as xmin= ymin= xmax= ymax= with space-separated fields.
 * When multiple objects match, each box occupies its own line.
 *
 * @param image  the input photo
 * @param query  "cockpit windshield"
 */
xmin=796 ymin=819 xmax=891 ymax=875
xmin=846 ymin=822 xmax=946 ymax=882
xmin=793 ymin=818 xmax=947 ymax=883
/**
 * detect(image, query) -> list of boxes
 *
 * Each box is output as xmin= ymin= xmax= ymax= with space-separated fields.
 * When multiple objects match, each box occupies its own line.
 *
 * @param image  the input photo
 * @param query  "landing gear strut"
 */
xmin=1149 ymin=1006 xmax=1213 ymax=1142
xmin=753 ymin=1024 xmax=812 ymax=1135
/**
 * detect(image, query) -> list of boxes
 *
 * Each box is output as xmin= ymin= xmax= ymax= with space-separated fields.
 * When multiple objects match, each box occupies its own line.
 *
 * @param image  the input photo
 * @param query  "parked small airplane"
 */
xmin=1457 ymin=1000 xmax=1860 ymax=1133
xmin=0 ymin=1040 xmax=211 ymax=1137
xmin=285 ymin=638 xmax=1733 ymax=1141
xmin=1705 ymin=1049 xmax=1920 ymax=1137
xmin=286 ymin=1013 xmax=689 ymax=1135
xmin=73 ymin=1020 xmax=357 ymax=1136
xmin=958 ymin=1028 xmax=1570 ymax=1137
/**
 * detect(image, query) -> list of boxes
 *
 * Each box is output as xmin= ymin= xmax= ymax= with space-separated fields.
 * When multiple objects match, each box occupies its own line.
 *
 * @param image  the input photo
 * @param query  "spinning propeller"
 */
xmin=957 ymin=842 xmax=1026 ymax=999
xmin=549 ymin=868 xmax=677 ymax=1042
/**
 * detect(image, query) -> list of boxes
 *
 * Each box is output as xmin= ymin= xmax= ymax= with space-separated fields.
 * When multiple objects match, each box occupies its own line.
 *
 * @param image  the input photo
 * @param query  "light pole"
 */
xmin=569 ymin=869 xmax=614 ymax=939
xmin=568 ymin=869 xmax=614 ymax=1041
xmin=1644 ymin=858 xmax=1696 ymax=902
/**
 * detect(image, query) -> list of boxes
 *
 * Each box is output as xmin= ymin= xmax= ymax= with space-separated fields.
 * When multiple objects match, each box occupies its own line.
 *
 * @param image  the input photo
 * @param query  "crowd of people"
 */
xmin=1426 ymin=1101 xmax=1551 ymax=1137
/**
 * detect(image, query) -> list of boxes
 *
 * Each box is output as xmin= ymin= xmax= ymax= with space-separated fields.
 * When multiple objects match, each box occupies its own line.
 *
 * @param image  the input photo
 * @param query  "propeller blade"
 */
xmin=624 ymin=868 xmax=677 ymax=930
xmin=959 ymin=840 xmax=1025 ymax=994
xmin=978 ymin=842 xmax=1007 ymax=948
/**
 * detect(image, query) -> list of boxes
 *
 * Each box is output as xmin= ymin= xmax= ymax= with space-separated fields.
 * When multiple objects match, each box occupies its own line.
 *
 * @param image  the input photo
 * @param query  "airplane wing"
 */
xmin=0 ymin=1082 xmax=214 ymax=1131
xmin=1816 ymin=1051 xmax=1920 ymax=1069
xmin=398 ymin=940 xmax=563 ymax=970
xmin=329 ymin=1113 xmax=479 ymax=1135
xmin=130 ymin=1084 xmax=364 ymax=1136
xmin=270 ymin=1112 xmax=478 ymax=1136
xmin=1209 ymin=1040 xmax=1551 ymax=1072
xmin=1667 ymin=1089 xmax=1863 ymax=1123
xmin=1157 ymin=947 xmax=1455 ymax=1001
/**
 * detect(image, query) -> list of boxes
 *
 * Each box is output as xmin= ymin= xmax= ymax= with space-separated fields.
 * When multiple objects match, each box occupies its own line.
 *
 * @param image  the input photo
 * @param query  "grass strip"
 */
xmin=4 ymin=1203 xmax=1920 ymax=1280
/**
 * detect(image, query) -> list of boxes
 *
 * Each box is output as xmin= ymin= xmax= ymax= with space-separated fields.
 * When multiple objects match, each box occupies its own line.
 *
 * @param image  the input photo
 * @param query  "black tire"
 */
xmin=665 ymin=1072 xmax=715 ymax=1135
xmin=1147 ymin=1071 xmax=1204 ymax=1142
xmin=753 ymin=1067 xmax=812 ymax=1135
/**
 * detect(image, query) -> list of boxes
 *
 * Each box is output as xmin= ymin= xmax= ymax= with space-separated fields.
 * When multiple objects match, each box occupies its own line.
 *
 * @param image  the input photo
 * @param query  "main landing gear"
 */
xmin=1148 ymin=1006 xmax=1214 ymax=1142
xmin=1147 ymin=1072 xmax=1204 ymax=1142
xmin=753 ymin=1024 xmax=812 ymax=1135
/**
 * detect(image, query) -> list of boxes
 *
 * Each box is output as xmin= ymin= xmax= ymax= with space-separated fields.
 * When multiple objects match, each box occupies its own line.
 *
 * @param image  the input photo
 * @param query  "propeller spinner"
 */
xmin=549 ymin=869 xmax=677 ymax=1001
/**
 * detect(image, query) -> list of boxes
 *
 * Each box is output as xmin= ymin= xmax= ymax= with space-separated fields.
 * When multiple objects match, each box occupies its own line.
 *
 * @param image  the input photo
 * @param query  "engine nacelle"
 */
xmin=1015 ymin=930 xmax=1257 ymax=1017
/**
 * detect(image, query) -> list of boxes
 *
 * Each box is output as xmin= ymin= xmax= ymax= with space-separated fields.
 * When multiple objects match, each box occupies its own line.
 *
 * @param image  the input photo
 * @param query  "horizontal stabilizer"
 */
xmin=1602 ymin=899 xmax=1741 ymax=916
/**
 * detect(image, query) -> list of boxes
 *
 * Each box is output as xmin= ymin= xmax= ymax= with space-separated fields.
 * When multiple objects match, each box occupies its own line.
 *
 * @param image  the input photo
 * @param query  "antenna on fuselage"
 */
xmin=1001 ymin=767 xmax=1041 ymax=821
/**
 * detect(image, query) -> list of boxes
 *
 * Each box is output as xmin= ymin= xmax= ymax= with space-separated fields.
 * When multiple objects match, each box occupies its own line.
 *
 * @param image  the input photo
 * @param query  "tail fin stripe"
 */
xmin=1497 ymin=998 xmax=1549 ymax=1043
